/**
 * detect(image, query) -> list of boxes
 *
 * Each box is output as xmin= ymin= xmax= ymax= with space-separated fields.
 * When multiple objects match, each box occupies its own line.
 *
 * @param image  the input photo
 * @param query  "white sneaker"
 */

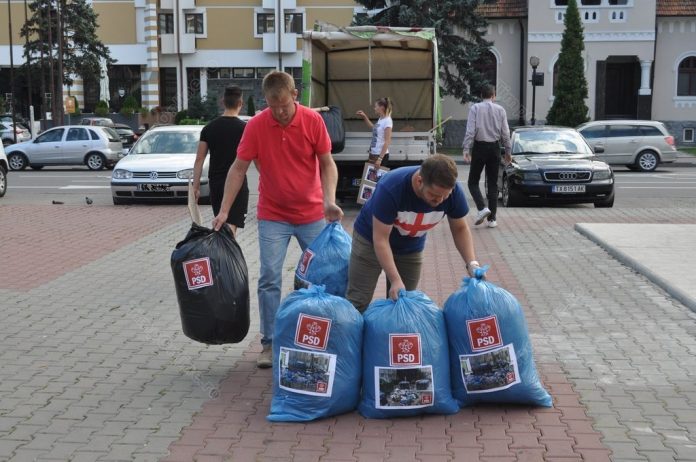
xmin=487 ymin=220 xmax=497 ymax=228
xmin=474 ymin=208 xmax=491 ymax=225
xmin=257 ymin=344 xmax=272 ymax=369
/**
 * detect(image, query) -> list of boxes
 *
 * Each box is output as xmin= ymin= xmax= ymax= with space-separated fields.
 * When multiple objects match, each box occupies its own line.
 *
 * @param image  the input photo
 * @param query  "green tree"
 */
xmin=546 ymin=0 xmax=589 ymax=127
xmin=352 ymin=0 xmax=492 ymax=104
xmin=187 ymin=92 xmax=220 ymax=121
xmin=21 ymin=0 xmax=112 ymax=123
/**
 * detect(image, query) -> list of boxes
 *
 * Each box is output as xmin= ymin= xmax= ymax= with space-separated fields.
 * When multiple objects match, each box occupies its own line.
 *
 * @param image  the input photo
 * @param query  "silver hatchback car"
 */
xmin=4 ymin=125 xmax=123 ymax=171
xmin=577 ymin=120 xmax=677 ymax=172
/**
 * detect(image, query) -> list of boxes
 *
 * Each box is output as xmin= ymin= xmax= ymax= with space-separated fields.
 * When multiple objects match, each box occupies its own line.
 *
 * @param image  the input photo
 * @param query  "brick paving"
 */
xmin=1 ymin=192 xmax=696 ymax=461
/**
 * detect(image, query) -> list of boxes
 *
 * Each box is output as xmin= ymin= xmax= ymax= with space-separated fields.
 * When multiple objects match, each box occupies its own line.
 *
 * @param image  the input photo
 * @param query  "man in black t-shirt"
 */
xmin=193 ymin=86 xmax=249 ymax=234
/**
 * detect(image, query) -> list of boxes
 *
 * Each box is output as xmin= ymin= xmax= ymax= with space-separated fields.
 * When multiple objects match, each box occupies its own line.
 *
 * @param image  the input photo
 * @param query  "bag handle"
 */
xmin=188 ymin=179 xmax=202 ymax=225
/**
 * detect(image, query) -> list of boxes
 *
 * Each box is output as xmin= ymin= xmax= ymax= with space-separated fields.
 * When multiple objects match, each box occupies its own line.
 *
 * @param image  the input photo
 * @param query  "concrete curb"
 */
xmin=575 ymin=223 xmax=696 ymax=313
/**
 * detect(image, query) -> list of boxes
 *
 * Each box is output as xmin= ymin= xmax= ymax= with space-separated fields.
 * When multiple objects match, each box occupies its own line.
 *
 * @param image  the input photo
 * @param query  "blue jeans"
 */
xmin=257 ymin=219 xmax=325 ymax=345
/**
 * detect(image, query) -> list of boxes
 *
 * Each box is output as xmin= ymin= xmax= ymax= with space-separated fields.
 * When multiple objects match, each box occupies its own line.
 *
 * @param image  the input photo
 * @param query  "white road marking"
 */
xmin=59 ymin=185 xmax=111 ymax=189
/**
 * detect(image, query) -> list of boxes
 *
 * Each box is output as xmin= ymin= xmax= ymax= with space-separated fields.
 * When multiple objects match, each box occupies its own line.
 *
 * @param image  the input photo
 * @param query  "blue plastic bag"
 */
xmin=294 ymin=222 xmax=352 ymax=297
xmin=358 ymin=290 xmax=459 ymax=419
xmin=443 ymin=268 xmax=552 ymax=407
xmin=268 ymin=285 xmax=363 ymax=422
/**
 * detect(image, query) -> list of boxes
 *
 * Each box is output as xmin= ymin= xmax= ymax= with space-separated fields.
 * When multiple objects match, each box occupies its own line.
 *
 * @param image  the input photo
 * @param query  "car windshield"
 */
xmin=513 ymin=129 xmax=593 ymax=156
xmin=132 ymin=131 xmax=199 ymax=154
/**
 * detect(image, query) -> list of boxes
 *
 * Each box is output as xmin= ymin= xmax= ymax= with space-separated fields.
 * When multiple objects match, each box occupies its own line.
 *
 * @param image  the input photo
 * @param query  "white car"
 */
xmin=110 ymin=125 xmax=208 ymax=205
xmin=4 ymin=125 xmax=123 ymax=170
xmin=1 ymin=121 xmax=31 ymax=146
xmin=0 ymin=142 xmax=8 ymax=197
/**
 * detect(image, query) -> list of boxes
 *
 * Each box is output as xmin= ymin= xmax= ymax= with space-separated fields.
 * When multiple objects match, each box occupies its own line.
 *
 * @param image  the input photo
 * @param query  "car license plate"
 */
xmin=138 ymin=183 xmax=170 ymax=192
xmin=352 ymin=178 xmax=362 ymax=187
xmin=552 ymin=184 xmax=585 ymax=193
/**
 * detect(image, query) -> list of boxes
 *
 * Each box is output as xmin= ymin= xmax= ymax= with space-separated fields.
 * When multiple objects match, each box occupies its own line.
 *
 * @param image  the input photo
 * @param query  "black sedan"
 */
xmin=496 ymin=126 xmax=615 ymax=208
xmin=113 ymin=123 xmax=138 ymax=150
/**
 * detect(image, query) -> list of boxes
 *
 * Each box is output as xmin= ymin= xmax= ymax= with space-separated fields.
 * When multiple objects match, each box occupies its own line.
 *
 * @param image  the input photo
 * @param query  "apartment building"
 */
xmin=1 ymin=0 xmax=694 ymax=143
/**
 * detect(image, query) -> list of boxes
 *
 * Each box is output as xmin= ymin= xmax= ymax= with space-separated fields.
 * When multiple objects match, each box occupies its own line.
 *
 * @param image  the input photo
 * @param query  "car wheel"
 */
xmin=635 ymin=150 xmax=658 ymax=172
xmin=0 ymin=165 xmax=7 ymax=197
xmin=501 ymin=177 xmax=521 ymax=207
xmin=30 ymin=165 xmax=44 ymax=171
xmin=7 ymin=152 xmax=28 ymax=170
xmin=85 ymin=153 xmax=106 ymax=171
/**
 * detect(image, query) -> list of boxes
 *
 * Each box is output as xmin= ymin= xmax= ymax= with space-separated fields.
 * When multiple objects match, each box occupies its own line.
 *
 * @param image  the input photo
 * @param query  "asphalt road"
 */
xmin=3 ymin=163 xmax=695 ymax=208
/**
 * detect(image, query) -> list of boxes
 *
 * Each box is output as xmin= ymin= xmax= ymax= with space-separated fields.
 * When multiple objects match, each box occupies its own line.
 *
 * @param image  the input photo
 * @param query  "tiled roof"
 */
xmin=656 ymin=0 xmax=696 ymax=16
xmin=476 ymin=0 xmax=528 ymax=18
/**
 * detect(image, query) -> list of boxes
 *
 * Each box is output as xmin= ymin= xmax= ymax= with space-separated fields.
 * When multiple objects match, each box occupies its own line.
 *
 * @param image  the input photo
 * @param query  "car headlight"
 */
xmin=112 ymin=169 xmax=133 ymax=179
xmin=522 ymin=171 xmax=542 ymax=181
xmin=177 ymin=169 xmax=194 ymax=180
xmin=593 ymin=169 xmax=612 ymax=180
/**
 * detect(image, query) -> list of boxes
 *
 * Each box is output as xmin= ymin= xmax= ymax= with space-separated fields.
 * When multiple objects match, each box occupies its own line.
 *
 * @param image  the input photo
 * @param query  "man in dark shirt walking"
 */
xmin=462 ymin=85 xmax=512 ymax=229
xmin=193 ymin=86 xmax=249 ymax=234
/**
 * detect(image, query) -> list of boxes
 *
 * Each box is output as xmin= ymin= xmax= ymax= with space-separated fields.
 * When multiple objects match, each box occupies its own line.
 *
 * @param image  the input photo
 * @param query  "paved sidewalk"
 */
xmin=2 ymin=196 xmax=696 ymax=461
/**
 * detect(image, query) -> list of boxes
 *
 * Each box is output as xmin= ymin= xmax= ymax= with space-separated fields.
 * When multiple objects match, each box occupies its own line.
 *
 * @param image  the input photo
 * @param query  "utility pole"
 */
xmin=47 ymin=1 xmax=56 ymax=123
xmin=24 ymin=0 xmax=33 ymax=111
xmin=56 ymin=0 xmax=64 ymax=124
xmin=7 ymin=0 xmax=17 ymax=143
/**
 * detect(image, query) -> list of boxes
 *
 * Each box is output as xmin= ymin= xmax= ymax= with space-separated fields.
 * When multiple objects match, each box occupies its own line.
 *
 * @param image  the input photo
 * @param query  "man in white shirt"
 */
xmin=462 ymin=85 xmax=512 ymax=228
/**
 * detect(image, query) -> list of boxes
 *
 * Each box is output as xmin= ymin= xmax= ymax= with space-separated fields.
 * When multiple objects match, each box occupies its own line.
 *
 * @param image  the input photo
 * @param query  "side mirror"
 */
xmin=593 ymin=145 xmax=604 ymax=154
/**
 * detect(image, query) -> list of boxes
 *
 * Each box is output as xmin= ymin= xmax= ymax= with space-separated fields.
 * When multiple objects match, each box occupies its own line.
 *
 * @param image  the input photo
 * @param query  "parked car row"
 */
xmin=0 ymin=142 xmax=7 ymax=198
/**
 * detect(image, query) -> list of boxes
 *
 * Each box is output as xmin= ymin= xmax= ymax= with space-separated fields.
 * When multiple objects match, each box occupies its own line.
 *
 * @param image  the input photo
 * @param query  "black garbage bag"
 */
xmin=171 ymin=223 xmax=250 ymax=344
xmin=319 ymin=106 xmax=345 ymax=154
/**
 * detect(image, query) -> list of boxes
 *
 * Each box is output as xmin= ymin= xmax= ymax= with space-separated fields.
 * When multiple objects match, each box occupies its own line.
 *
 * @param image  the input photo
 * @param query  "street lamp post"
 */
xmin=529 ymin=56 xmax=540 ymax=126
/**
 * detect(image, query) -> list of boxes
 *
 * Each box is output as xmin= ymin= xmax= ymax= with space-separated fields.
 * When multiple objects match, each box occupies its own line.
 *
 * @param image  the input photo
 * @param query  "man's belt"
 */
xmin=474 ymin=140 xmax=500 ymax=145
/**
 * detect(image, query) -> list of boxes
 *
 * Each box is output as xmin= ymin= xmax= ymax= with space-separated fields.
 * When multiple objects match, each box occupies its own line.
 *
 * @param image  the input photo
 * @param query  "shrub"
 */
xmin=175 ymin=110 xmax=189 ymax=124
xmin=95 ymin=100 xmax=109 ymax=116
xmin=178 ymin=118 xmax=204 ymax=125
xmin=247 ymin=95 xmax=256 ymax=116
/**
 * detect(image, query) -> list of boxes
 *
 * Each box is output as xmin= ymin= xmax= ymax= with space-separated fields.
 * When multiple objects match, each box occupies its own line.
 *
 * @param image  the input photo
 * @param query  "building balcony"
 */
xmin=262 ymin=0 xmax=296 ymax=11
xmin=160 ymin=0 xmax=195 ymax=10
xmin=160 ymin=33 xmax=196 ymax=54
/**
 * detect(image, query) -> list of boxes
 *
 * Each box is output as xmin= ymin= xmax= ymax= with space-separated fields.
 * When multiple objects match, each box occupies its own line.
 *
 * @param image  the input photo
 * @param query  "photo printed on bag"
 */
xmin=374 ymin=365 xmax=434 ymax=409
xmin=459 ymin=344 xmax=521 ymax=394
xmin=279 ymin=347 xmax=336 ymax=397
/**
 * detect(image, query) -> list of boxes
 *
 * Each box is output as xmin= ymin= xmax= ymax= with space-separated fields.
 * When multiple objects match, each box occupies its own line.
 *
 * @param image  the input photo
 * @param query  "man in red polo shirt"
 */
xmin=213 ymin=71 xmax=343 ymax=368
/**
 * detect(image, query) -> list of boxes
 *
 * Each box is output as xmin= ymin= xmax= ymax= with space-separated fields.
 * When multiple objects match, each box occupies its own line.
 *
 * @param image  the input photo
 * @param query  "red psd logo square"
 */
xmin=297 ymin=249 xmax=315 ymax=277
xmin=295 ymin=314 xmax=332 ymax=351
xmin=389 ymin=333 xmax=422 ymax=366
xmin=467 ymin=315 xmax=503 ymax=351
xmin=183 ymin=258 xmax=214 ymax=290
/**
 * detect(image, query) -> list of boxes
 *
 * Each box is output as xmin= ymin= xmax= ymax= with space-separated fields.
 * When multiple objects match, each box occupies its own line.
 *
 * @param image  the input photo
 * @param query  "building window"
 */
xmin=185 ymin=14 xmax=204 ymax=34
xmin=608 ymin=0 xmax=628 ymax=5
xmin=207 ymin=68 xmax=233 ymax=79
xmin=556 ymin=11 xmax=565 ymax=22
xmin=610 ymin=10 xmax=626 ymax=22
xmin=554 ymin=0 xmax=568 ymax=5
xmin=684 ymin=128 xmax=695 ymax=143
xmin=233 ymin=68 xmax=255 ymax=78
xmin=284 ymin=13 xmax=303 ymax=34
xmin=581 ymin=0 xmax=600 ymax=5
xmin=257 ymin=13 xmax=275 ymax=34
xmin=257 ymin=68 xmax=275 ymax=78
xmin=582 ymin=10 xmax=599 ymax=22
xmin=159 ymin=13 xmax=174 ymax=34
xmin=284 ymin=67 xmax=303 ymax=80
xmin=677 ymin=56 xmax=696 ymax=96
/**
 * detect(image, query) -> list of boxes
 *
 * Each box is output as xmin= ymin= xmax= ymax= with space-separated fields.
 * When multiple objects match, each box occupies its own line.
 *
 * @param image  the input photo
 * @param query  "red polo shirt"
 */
xmin=237 ymin=103 xmax=332 ymax=224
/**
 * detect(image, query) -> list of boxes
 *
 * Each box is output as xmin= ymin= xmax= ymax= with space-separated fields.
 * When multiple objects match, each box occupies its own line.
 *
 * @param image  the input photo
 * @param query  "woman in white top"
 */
xmin=356 ymin=97 xmax=393 ymax=168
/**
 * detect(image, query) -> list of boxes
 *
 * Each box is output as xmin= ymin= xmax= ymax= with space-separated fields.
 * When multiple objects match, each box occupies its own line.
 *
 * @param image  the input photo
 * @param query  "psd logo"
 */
xmin=183 ymin=258 xmax=213 ymax=290
xmin=467 ymin=315 xmax=503 ymax=351
xmin=297 ymin=249 xmax=315 ymax=277
xmin=295 ymin=314 xmax=332 ymax=351
xmin=389 ymin=333 xmax=422 ymax=366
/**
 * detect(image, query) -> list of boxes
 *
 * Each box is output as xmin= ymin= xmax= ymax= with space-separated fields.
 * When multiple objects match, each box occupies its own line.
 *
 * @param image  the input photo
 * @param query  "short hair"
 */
xmin=262 ymin=71 xmax=296 ymax=100
xmin=222 ymin=86 xmax=242 ymax=109
xmin=419 ymin=154 xmax=458 ymax=189
xmin=481 ymin=84 xmax=496 ymax=100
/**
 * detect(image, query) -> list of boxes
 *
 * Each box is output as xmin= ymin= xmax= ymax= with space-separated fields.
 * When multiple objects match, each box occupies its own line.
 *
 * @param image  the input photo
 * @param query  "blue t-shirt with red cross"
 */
xmin=353 ymin=166 xmax=469 ymax=255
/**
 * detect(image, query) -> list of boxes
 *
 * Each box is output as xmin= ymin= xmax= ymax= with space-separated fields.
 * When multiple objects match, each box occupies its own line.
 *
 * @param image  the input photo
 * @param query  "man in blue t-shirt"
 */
xmin=347 ymin=154 xmax=482 ymax=312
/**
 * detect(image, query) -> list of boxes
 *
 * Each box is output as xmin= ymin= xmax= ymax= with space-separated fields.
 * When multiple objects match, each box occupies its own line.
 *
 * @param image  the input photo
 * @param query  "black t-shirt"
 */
xmin=200 ymin=116 xmax=247 ymax=179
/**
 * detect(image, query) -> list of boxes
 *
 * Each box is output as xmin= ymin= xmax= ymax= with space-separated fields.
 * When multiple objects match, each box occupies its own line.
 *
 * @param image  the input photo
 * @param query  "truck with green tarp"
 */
xmin=301 ymin=26 xmax=441 ymax=200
